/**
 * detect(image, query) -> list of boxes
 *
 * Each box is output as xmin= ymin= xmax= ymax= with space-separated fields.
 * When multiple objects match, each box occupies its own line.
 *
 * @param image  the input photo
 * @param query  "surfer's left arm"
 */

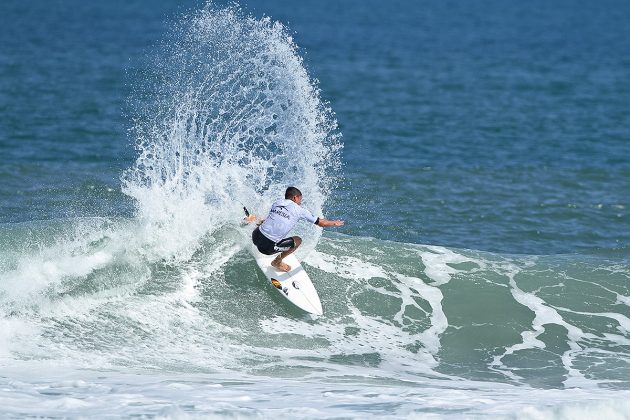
xmin=300 ymin=206 xmax=343 ymax=228
xmin=315 ymin=218 xmax=344 ymax=228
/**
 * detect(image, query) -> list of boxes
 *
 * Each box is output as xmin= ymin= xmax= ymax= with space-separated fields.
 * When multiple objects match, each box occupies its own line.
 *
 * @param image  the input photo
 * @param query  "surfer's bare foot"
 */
xmin=271 ymin=258 xmax=291 ymax=272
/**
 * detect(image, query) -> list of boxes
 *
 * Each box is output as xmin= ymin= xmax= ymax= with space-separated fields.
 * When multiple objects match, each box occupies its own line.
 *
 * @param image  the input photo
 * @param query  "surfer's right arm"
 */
xmin=315 ymin=218 xmax=344 ymax=228
xmin=244 ymin=214 xmax=265 ymax=226
xmin=244 ymin=214 xmax=265 ymax=225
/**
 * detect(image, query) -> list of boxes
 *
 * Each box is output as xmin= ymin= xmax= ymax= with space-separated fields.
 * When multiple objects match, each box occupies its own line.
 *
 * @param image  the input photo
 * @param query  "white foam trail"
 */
xmin=298 ymin=249 xmax=450 ymax=372
xmin=493 ymin=267 xmax=598 ymax=387
xmin=553 ymin=305 xmax=630 ymax=341
xmin=411 ymin=246 xmax=490 ymax=356
xmin=558 ymin=271 xmax=630 ymax=310
xmin=396 ymin=274 xmax=447 ymax=355
xmin=419 ymin=245 xmax=484 ymax=286
xmin=616 ymin=294 xmax=630 ymax=306
xmin=304 ymin=250 xmax=388 ymax=281
xmin=259 ymin=308 xmax=444 ymax=378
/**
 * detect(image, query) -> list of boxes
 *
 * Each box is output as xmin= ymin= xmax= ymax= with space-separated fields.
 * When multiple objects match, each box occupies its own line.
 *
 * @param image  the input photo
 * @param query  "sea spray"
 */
xmin=123 ymin=3 xmax=342 ymax=261
xmin=0 ymin=3 xmax=342 ymax=369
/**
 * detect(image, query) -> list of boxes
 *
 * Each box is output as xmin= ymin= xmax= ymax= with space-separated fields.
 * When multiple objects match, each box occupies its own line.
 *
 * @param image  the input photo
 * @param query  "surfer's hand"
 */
xmin=244 ymin=215 xmax=257 ymax=223
xmin=317 ymin=218 xmax=344 ymax=228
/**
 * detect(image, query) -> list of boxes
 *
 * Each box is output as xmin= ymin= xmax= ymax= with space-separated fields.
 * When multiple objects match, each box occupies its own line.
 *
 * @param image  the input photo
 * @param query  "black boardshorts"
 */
xmin=252 ymin=227 xmax=295 ymax=255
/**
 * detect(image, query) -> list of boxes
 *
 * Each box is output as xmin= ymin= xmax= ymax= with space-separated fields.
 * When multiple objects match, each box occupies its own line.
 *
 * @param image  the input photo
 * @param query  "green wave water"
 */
xmin=1 ymin=217 xmax=628 ymax=392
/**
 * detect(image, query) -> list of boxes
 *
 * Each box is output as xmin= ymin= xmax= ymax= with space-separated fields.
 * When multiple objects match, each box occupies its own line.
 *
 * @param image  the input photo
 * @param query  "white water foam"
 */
xmin=419 ymin=245 xmax=485 ymax=286
xmin=395 ymin=274 xmax=446 ymax=356
xmin=305 ymin=250 xmax=389 ymax=280
xmin=2 ymin=364 xmax=630 ymax=418
xmin=618 ymin=294 xmax=630 ymax=306
xmin=297 ymin=247 xmax=457 ymax=375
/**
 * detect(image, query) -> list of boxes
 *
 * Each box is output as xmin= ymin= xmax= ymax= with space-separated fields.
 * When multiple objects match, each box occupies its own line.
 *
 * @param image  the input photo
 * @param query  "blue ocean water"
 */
xmin=1 ymin=0 xmax=630 ymax=418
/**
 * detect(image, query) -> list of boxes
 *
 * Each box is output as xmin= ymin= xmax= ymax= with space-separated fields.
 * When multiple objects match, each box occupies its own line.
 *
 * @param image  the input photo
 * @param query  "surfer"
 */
xmin=248 ymin=186 xmax=344 ymax=272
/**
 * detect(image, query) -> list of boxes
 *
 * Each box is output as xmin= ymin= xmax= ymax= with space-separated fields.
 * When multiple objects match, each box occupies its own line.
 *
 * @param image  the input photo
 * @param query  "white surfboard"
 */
xmin=248 ymin=244 xmax=323 ymax=316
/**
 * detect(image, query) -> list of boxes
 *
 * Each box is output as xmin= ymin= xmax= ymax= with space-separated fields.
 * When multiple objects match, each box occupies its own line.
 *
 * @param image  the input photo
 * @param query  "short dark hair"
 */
xmin=285 ymin=186 xmax=302 ymax=200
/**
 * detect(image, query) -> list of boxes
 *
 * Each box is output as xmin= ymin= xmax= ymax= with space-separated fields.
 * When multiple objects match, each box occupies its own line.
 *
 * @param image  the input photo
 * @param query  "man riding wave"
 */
xmin=248 ymin=186 xmax=344 ymax=272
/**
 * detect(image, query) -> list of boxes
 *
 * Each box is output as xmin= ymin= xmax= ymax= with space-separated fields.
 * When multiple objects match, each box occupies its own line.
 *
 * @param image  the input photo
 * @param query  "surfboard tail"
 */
xmin=251 ymin=249 xmax=323 ymax=316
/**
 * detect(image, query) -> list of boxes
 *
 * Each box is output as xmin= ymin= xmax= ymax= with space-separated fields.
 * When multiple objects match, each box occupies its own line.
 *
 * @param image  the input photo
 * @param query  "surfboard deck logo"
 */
xmin=253 ymin=251 xmax=323 ymax=315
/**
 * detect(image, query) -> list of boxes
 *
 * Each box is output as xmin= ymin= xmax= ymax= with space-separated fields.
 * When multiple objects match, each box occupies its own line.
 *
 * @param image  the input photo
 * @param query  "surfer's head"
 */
xmin=285 ymin=186 xmax=302 ymax=204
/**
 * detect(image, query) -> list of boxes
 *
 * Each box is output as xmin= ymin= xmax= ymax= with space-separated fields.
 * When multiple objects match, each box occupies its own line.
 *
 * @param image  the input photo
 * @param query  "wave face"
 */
xmin=1 ymin=219 xmax=629 ymax=417
xmin=1 ymin=218 xmax=629 ymax=386
xmin=122 ymin=4 xmax=341 ymax=261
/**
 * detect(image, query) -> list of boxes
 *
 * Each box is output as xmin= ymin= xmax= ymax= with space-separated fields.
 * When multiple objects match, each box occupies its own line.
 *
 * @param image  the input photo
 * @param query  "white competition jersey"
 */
xmin=259 ymin=199 xmax=318 ymax=242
